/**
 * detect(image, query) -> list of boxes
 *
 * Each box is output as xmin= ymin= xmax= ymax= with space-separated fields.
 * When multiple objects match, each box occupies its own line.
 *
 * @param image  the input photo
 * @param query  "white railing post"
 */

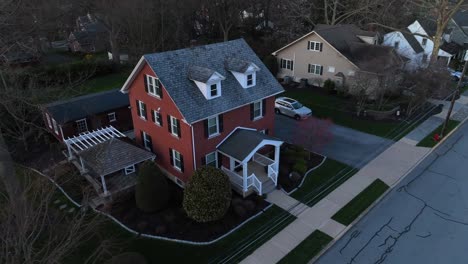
xmin=242 ymin=164 xmax=248 ymax=192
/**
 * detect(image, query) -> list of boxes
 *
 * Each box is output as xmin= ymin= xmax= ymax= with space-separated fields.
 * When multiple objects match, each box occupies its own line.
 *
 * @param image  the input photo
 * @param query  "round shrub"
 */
xmin=323 ymin=79 xmax=336 ymax=94
xmin=135 ymin=161 xmax=169 ymax=213
xmin=183 ymin=167 xmax=232 ymax=223
xmin=293 ymin=160 xmax=308 ymax=175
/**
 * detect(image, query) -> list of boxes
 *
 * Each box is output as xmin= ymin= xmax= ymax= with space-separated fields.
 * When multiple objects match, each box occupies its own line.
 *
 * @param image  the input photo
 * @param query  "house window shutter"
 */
xmin=250 ymin=103 xmax=254 ymax=120
xmin=319 ymin=43 xmax=323 ymax=52
xmin=307 ymin=41 xmax=310 ymax=50
xmin=262 ymin=99 xmax=266 ymax=116
xmin=151 ymin=110 xmax=155 ymax=122
xmin=265 ymin=129 xmax=269 ymax=135
xmin=176 ymin=119 xmax=181 ymax=138
xmin=217 ymin=152 xmax=222 ymax=168
xmin=158 ymin=112 xmax=163 ymax=126
xmin=147 ymin=135 xmax=153 ymax=151
xmin=142 ymin=103 xmax=147 ymax=119
xmin=157 ymin=79 xmax=163 ymax=98
xmin=140 ymin=131 xmax=144 ymax=146
xmin=291 ymin=60 xmax=294 ymax=71
xmin=167 ymin=115 xmax=171 ymax=133
xmin=135 ymin=100 xmax=139 ymax=116
xmin=144 ymin=75 xmax=148 ymax=93
xmin=320 ymin=66 xmax=323 ymax=76
xmin=201 ymin=156 xmax=206 ymax=166
xmin=218 ymin=114 xmax=224 ymax=133
xmin=169 ymin=149 xmax=174 ymax=166
xmin=204 ymin=119 xmax=209 ymax=138
xmin=180 ymin=154 xmax=184 ymax=172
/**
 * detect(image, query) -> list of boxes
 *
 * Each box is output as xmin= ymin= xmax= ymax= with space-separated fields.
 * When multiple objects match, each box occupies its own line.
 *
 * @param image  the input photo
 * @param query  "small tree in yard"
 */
xmin=183 ymin=167 xmax=232 ymax=223
xmin=135 ymin=161 xmax=169 ymax=213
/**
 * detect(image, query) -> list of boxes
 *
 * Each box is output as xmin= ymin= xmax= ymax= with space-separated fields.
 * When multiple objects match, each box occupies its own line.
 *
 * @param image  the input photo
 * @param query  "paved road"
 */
xmin=315 ymin=121 xmax=468 ymax=264
xmin=274 ymin=115 xmax=393 ymax=168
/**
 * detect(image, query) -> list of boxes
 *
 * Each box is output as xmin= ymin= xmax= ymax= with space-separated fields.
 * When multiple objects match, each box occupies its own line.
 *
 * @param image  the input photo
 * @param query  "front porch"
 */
xmin=217 ymin=128 xmax=283 ymax=196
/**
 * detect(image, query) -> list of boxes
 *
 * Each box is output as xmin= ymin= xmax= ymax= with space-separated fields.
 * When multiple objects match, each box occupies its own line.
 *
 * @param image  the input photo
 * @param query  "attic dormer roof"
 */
xmin=225 ymin=57 xmax=259 ymax=73
xmin=188 ymin=66 xmax=222 ymax=83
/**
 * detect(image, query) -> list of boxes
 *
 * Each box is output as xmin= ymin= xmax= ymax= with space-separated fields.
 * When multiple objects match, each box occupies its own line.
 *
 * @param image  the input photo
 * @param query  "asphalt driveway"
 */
xmin=315 ymin=120 xmax=468 ymax=264
xmin=274 ymin=115 xmax=394 ymax=168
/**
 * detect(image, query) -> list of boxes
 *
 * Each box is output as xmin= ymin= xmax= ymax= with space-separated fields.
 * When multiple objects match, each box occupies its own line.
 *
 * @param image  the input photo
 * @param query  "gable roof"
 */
xmin=401 ymin=32 xmax=424 ymax=53
xmin=224 ymin=57 xmax=259 ymax=73
xmin=188 ymin=66 xmax=220 ymax=83
xmin=418 ymin=19 xmax=437 ymax=37
xmin=123 ymin=39 xmax=284 ymax=124
xmin=44 ymin=89 xmax=129 ymax=124
xmin=79 ymin=137 xmax=155 ymax=176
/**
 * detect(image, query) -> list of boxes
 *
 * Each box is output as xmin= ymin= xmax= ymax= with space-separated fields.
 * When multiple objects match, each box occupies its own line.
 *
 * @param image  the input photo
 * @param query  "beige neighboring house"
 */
xmin=272 ymin=24 xmax=406 ymax=93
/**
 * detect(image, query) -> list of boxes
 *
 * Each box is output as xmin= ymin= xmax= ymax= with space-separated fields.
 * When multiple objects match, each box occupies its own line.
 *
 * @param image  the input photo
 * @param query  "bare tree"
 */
xmin=206 ymin=0 xmax=245 ymax=41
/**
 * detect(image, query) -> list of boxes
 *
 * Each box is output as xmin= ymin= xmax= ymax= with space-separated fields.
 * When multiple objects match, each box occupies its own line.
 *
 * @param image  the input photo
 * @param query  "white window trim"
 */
xmin=76 ymin=118 xmax=88 ymax=133
xmin=348 ymin=70 xmax=356 ymax=76
xmin=172 ymin=149 xmax=182 ymax=171
xmin=246 ymin=73 xmax=254 ymax=87
xmin=146 ymin=75 xmax=161 ymax=98
xmin=308 ymin=41 xmax=321 ymax=51
xmin=52 ymin=119 xmax=59 ymax=135
xmin=308 ymin=64 xmax=322 ymax=75
xmin=124 ymin=165 xmax=136 ymax=175
xmin=46 ymin=113 xmax=52 ymax=128
xmin=207 ymin=115 xmax=220 ymax=138
xmin=170 ymin=116 xmax=179 ymax=137
xmin=108 ymin=112 xmax=116 ymax=122
xmin=280 ymin=58 xmax=293 ymax=70
xmin=142 ymin=131 xmax=151 ymax=151
xmin=138 ymin=100 xmax=146 ymax=120
xmin=253 ymin=100 xmax=263 ymax=120
xmin=153 ymin=110 xmax=162 ymax=126
xmin=205 ymin=152 xmax=218 ymax=168
xmin=328 ymin=66 xmax=335 ymax=73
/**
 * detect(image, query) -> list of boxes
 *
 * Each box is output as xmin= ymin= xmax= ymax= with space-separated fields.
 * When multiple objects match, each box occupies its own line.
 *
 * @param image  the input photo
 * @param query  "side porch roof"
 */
xmin=217 ymin=128 xmax=283 ymax=163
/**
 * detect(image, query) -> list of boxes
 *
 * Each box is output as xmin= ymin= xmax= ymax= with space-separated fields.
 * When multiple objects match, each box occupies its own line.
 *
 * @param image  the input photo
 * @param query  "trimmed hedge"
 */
xmin=183 ymin=166 xmax=232 ymax=223
xmin=135 ymin=161 xmax=169 ymax=213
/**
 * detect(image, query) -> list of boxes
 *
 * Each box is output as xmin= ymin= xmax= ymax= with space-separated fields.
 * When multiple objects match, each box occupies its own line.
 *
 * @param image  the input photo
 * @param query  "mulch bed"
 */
xmin=277 ymin=144 xmax=325 ymax=193
xmin=108 ymin=181 xmax=270 ymax=242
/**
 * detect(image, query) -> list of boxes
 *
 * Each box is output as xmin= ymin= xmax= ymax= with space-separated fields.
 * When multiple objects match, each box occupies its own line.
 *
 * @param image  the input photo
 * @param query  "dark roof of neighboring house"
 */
xmin=314 ymin=24 xmax=403 ymax=73
xmin=142 ymin=39 xmax=284 ymax=124
xmin=217 ymin=129 xmax=279 ymax=162
xmin=440 ymin=41 xmax=462 ymax=54
xmin=401 ymin=32 xmax=424 ymax=53
xmin=453 ymin=10 xmax=468 ymax=27
xmin=418 ymin=19 xmax=437 ymax=37
xmin=79 ymin=137 xmax=155 ymax=176
xmin=188 ymin=65 xmax=217 ymax=83
xmin=44 ymin=89 xmax=129 ymax=124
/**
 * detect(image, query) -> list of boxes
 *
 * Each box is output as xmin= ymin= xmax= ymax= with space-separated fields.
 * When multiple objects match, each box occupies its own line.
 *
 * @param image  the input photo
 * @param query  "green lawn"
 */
xmin=416 ymin=120 xmax=461 ymax=148
xmin=79 ymin=71 xmax=130 ymax=94
xmin=281 ymin=90 xmax=401 ymax=138
xmin=278 ymin=230 xmax=333 ymax=264
xmin=291 ymin=158 xmax=359 ymax=206
xmin=332 ymin=179 xmax=389 ymax=226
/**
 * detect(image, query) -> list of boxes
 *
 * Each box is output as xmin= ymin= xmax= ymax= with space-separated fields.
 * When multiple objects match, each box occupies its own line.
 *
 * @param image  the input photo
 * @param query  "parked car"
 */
xmin=275 ymin=97 xmax=312 ymax=120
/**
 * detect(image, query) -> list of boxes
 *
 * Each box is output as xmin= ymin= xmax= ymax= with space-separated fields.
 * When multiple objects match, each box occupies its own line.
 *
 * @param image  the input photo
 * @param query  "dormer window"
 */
xmin=210 ymin=84 xmax=218 ymax=97
xmin=225 ymin=57 xmax=260 ymax=89
xmin=188 ymin=66 xmax=225 ymax=100
xmin=247 ymin=74 xmax=253 ymax=86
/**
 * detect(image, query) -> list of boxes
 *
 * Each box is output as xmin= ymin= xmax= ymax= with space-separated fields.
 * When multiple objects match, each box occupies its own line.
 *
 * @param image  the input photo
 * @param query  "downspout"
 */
xmin=191 ymin=124 xmax=197 ymax=172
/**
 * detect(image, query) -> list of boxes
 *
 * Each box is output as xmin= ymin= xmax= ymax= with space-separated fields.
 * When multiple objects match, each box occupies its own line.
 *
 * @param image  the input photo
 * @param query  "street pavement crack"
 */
xmin=416 ymin=232 xmax=432 ymax=238
xmin=339 ymin=230 xmax=361 ymax=254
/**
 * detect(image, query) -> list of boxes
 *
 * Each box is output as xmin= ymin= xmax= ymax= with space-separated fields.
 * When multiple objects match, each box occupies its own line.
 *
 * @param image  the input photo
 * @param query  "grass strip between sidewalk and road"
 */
xmin=416 ymin=120 xmax=461 ymax=148
xmin=277 ymin=230 xmax=333 ymax=264
xmin=332 ymin=179 xmax=389 ymax=226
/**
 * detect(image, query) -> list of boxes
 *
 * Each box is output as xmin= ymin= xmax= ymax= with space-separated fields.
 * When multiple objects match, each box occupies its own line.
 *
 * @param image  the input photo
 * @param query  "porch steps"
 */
xmin=262 ymin=180 xmax=277 ymax=194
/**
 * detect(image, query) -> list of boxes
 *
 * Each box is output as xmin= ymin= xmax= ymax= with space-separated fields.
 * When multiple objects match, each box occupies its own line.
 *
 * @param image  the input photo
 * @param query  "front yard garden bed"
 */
xmin=276 ymin=143 xmax=325 ymax=193
xmin=278 ymin=230 xmax=333 ymax=264
xmin=109 ymin=180 xmax=270 ymax=242
xmin=416 ymin=120 xmax=461 ymax=148
xmin=332 ymin=179 xmax=389 ymax=225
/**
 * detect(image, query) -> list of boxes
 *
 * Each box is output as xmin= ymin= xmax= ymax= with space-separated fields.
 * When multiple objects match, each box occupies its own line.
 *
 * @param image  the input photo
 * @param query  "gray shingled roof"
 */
xmin=418 ymin=19 xmax=437 ymax=37
xmin=454 ymin=10 xmax=468 ymax=27
xmin=79 ymin=138 xmax=155 ymax=176
xmin=188 ymin=65 xmax=217 ymax=83
xmin=45 ymin=89 xmax=129 ymax=124
xmin=224 ymin=57 xmax=255 ymax=73
xmin=402 ymin=32 xmax=424 ymax=53
xmin=143 ymin=39 xmax=284 ymax=124
xmin=218 ymin=129 xmax=280 ymax=162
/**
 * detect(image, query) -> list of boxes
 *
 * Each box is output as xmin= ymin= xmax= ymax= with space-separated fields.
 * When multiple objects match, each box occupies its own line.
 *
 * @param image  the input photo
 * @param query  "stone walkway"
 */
xmin=242 ymin=96 xmax=468 ymax=264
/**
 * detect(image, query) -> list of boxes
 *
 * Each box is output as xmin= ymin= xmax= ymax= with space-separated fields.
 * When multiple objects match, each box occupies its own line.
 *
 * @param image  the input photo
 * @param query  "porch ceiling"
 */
xmin=217 ymin=128 xmax=282 ymax=163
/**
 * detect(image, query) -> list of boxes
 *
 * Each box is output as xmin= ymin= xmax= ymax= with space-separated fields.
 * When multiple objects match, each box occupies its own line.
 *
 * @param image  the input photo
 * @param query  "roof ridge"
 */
xmin=45 ymin=88 xmax=121 ymax=107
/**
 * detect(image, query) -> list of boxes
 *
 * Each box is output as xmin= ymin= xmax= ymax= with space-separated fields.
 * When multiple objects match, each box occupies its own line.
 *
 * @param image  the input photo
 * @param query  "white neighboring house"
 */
xmin=383 ymin=20 xmax=453 ymax=71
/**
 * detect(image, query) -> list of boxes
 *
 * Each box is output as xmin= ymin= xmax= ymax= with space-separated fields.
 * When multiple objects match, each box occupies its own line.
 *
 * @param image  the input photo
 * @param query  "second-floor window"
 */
xmin=308 ymin=64 xmax=323 ymax=75
xmin=145 ymin=75 xmax=162 ymax=98
xmin=208 ymin=116 xmax=219 ymax=137
xmin=280 ymin=58 xmax=294 ymax=70
xmin=394 ymin=41 xmax=400 ymax=49
xmin=170 ymin=148 xmax=184 ymax=172
xmin=422 ymin=38 xmax=427 ymax=46
xmin=307 ymin=41 xmax=322 ymax=51
xmin=168 ymin=115 xmax=181 ymax=137
xmin=137 ymin=100 xmax=147 ymax=120
xmin=251 ymin=100 xmax=264 ymax=120
xmin=152 ymin=110 xmax=163 ymax=126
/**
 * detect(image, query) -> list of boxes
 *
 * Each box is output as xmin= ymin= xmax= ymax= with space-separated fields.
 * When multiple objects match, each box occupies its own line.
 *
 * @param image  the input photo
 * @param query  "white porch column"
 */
xmin=79 ymin=157 xmax=86 ymax=174
xmin=230 ymin=157 xmax=235 ymax=171
xmin=242 ymin=162 xmax=248 ymax=192
xmin=100 ymin=175 xmax=108 ymax=196
xmin=274 ymin=145 xmax=280 ymax=171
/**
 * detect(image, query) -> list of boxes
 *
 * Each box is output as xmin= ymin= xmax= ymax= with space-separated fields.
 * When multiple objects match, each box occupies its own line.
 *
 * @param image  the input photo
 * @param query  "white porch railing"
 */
xmin=268 ymin=162 xmax=278 ymax=185
xmin=253 ymin=153 xmax=275 ymax=166
xmin=222 ymin=167 xmax=263 ymax=195
xmin=250 ymin=174 xmax=262 ymax=195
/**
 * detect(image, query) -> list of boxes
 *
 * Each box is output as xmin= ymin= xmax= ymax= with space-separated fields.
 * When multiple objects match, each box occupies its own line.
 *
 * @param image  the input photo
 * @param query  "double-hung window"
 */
xmin=247 ymin=74 xmax=253 ymax=86
xmin=76 ymin=118 xmax=88 ymax=133
xmin=146 ymin=75 xmax=162 ymax=98
xmin=142 ymin=131 xmax=152 ymax=151
xmin=169 ymin=115 xmax=180 ymax=137
xmin=210 ymin=84 xmax=218 ymax=97
xmin=207 ymin=116 xmax=219 ymax=137
xmin=308 ymin=64 xmax=323 ymax=75
xmin=170 ymin=149 xmax=183 ymax=171
xmin=108 ymin=112 xmax=116 ymax=122
xmin=253 ymin=100 xmax=263 ymax=119
xmin=280 ymin=58 xmax=293 ymax=70
xmin=307 ymin=41 xmax=322 ymax=51
xmin=205 ymin=152 xmax=217 ymax=167
xmin=153 ymin=110 xmax=162 ymax=126
xmin=138 ymin=100 xmax=147 ymax=119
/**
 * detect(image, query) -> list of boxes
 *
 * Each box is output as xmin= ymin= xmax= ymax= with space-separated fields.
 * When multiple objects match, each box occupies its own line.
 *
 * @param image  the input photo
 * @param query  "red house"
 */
xmin=121 ymin=39 xmax=284 ymax=196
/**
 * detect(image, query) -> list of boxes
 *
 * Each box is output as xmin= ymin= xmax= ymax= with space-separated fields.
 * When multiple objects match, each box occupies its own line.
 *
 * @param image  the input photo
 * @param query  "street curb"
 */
xmin=309 ymin=116 xmax=468 ymax=263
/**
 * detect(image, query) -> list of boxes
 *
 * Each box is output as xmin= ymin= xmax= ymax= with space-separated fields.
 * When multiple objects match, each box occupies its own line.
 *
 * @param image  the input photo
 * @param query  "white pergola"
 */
xmin=64 ymin=126 xmax=126 ymax=160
